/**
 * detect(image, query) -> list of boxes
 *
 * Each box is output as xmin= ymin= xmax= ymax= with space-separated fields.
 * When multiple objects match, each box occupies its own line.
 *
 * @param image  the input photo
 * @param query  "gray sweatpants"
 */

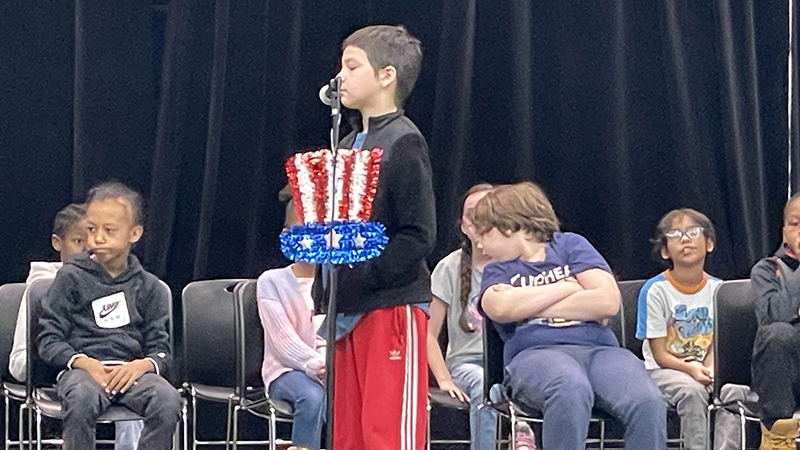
xmin=649 ymin=368 xmax=750 ymax=450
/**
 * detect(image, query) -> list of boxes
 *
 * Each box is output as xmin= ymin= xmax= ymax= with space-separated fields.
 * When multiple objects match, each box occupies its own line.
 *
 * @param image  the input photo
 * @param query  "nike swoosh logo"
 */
xmin=99 ymin=302 xmax=119 ymax=319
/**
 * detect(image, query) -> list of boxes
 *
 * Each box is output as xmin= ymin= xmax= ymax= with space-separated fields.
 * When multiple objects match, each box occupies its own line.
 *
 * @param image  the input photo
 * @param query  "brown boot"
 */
xmin=760 ymin=418 xmax=800 ymax=450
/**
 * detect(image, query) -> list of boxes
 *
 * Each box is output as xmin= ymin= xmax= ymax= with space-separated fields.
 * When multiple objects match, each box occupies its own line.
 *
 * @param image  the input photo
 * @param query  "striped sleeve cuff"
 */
xmin=67 ymin=353 xmax=87 ymax=369
xmin=145 ymin=357 xmax=160 ymax=376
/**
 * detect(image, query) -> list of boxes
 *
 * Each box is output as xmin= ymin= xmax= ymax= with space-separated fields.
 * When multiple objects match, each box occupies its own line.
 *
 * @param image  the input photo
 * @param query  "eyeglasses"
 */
xmin=664 ymin=226 xmax=704 ymax=241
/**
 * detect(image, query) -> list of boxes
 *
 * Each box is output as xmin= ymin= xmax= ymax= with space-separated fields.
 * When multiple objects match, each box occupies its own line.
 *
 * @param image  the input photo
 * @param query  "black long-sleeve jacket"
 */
xmin=751 ymin=246 xmax=800 ymax=327
xmin=313 ymin=109 xmax=437 ymax=315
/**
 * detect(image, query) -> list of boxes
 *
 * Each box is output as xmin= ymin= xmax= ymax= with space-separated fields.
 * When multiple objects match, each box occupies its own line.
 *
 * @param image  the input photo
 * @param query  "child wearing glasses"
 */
xmin=635 ymin=208 xmax=721 ymax=450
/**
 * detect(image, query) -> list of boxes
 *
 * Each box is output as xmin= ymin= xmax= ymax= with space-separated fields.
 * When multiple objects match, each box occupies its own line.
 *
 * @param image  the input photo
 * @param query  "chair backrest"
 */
xmin=182 ymin=279 xmax=246 ymax=387
xmin=608 ymin=292 xmax=626 ymax=348
xmin=482 ymin=319 xmax=505 ymax=402
xmin=233 ymin=280 xmax=265 ymax=393
xmin=713 ymin=279 xmax=756 ymax=395
xmin=0 ymin=283 xmax=26 ymax=381
xmin=618 ymin=279 xmax=646 ymax=359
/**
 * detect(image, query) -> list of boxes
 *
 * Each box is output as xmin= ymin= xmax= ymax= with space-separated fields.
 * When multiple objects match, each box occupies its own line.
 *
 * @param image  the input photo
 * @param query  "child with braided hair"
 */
xmin=426 ymin=184 xmax=503 ymax=450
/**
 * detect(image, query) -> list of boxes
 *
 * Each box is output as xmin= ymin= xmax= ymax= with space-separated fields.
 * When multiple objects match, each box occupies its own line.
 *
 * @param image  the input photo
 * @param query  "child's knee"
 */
xmin=61 ymin=383 xmax=103 ymax=420
xmin=148 ymin=383 xmax=182 ymax=420
xmin=539 ymin=373 xmax=594 ymax=408
xmin=299 ymin=385 xmax=325 ymax=410
xmin=61 ymin=374 xmax=102 ymax=406
xmin=633 ymin=385 xmax=668 ymax=419
xmin=758 ymin=322 xmax=797 ymax=349
xmin=680 ymin=379 xmax=710 ymax=401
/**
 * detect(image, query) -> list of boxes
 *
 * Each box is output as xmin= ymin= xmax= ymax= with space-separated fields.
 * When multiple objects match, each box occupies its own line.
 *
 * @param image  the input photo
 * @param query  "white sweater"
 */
xmin=8 ymin=262 xmax=61 ymax=382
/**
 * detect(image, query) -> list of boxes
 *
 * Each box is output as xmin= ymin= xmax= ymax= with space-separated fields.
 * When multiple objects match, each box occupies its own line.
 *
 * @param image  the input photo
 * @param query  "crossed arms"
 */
xmin=480 ymin=268 xmax=621 ymax=324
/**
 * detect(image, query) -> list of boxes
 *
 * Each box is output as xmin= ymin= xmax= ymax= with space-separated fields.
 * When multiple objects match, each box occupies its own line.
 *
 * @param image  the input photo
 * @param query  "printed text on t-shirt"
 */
xmin=509 ymin=265 xmax=575 ymax=287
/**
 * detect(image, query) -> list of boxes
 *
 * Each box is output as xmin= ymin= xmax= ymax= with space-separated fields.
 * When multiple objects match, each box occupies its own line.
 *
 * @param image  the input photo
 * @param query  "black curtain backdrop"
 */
xmin=1 ymin=0 xmax=796 ymax=291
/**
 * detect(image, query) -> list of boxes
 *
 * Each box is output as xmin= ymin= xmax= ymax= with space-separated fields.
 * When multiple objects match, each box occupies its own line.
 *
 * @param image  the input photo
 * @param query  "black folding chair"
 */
xmin=426 ymin=387 xmax=472 ymax=449
xmin=181 ymin=279 xmax=246 ymax=449
xmin=426 ymin=310 xmax=472 ymax=449
xmin=707 ymin=279 xmax=763 ymax=450
xmin=28 ymin=278 xmax=186 ymax=450
xmin=230 ymin=279 xmax=293 ymax=450
xmin=1 ymin=283 xmax=27 ymax=450
xmin=618 ymin=279 xmax=645 ymax=359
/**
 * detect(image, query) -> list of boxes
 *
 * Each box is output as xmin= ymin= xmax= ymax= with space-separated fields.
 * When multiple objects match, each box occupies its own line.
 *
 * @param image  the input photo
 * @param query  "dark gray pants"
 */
xmin=751 ymin=322 xmax=800 ymax=428
xmin=57 ymin=369 xmax=181 ymax=450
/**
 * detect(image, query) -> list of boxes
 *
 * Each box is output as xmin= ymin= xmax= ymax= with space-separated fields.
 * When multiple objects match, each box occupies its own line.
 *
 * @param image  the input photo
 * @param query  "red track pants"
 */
xmin=333 ymin=304 xmax=428 ymax=450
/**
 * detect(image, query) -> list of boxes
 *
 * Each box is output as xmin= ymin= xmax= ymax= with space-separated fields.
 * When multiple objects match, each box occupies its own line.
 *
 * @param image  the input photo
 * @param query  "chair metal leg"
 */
xmin=737 ymin=405 xmax=747 ymax=450
xmin=269 ymin=405 xmax=277 ymax=450
xmin=231 ymin=405 xmax=240 ymax=450
xmin=509 ymin=404 xmax=517 ymax=450
xmin=182 ymin=400 xmax=189 ymax=450
xmin=34 ymin=409 xmax=41 ymax=450
xmin=475 ymin=403 xmax=483 ymax=450
xmin=599 ymin=418 xmax=605 ymax=450
xmin=17 ymin=403 xmax=26 ymax=450
xmin=4 ymin=395 xmax=10 ymax=450
xmin=426 ymin=398 xmax=431 ymax=450
xmin=224 ymin=396 xmax=234 ymax=450
xmin=4 ymin=394 xmax=7 ymax=450
xmin=705 ymin=405 xmax=712 ymax=450
xmin=190 ymin=390 xmax=199 ymax=450
xmin=25 ymin=404 xmax=32 ymax=450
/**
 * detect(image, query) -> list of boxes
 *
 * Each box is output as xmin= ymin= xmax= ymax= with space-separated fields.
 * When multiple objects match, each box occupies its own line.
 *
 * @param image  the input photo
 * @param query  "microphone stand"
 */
xmin=323 ymin=76 xmax=341 ymax=450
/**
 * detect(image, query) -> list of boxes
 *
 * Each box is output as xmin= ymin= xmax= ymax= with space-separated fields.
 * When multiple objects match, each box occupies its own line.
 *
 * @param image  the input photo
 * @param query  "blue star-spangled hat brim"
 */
xmin=280 ymin=221 xmax=388 ymax=264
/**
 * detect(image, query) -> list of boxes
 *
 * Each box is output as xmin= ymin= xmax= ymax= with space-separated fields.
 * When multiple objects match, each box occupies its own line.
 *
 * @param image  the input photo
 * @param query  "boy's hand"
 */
xmin=688 ymin=364 xmax=713 ymax=385
xmin=316 ymin=364 xmax=326 ymax=379
xmin=72 ymin=356 xmax=111 ymax=389
xmin=104 ymin=359 xmax=155 ymax=395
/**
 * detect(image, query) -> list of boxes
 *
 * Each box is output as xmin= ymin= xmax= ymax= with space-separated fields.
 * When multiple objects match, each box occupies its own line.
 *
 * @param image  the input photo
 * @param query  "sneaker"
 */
xmin=759 ymin=418 xmax=800 ymax=450
xmin=513 ymin=422 xmax=538 ymax=450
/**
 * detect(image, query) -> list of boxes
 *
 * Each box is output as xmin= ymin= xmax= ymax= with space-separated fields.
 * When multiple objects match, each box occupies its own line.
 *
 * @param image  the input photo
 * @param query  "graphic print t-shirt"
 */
xmin=635 ymin=271 xmax=721 ymax=370
xmin=479 ymin=232 xmax=619 ymax=364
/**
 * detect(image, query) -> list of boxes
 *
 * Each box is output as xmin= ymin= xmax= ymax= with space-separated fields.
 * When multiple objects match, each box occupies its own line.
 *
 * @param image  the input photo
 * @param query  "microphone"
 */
xmin=319 ymin=84 xmax=333 ymax=105
xmin=319 ymin=78 xmax=341 ymax=106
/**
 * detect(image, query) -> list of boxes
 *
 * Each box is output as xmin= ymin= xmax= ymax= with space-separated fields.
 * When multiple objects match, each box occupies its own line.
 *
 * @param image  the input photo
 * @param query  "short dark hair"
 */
xmin=52 ymin=203 xmax=86 ymax=238
xmin=85 ymin=180 xmax=145 ymax=226
xmin=784 ymin=192 xmax=800 ymax=222
xmin=342 ymin=25 xmax=423 ymax=105
xmin=472 ymin=182 xmax=560 ymax=243
xmin=651 ymin=208 xmax=716 ymax=261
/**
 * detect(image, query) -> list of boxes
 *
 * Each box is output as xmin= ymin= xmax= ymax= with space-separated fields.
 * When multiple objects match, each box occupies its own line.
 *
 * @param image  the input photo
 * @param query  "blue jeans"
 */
xmin=268 ymin=370 xmax=325 ymax=450
xmin=114 ymin=420 xmax=143 ymax=450
xmin=506 ymin=345 xmax=666 ymax=450
xmin=450 ymin=361 xmax=497 ymax=450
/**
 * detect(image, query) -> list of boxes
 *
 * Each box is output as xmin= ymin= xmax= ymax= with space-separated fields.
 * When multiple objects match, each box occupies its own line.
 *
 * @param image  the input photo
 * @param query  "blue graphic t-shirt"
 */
xmin=479 ymin=232 xmax=619 ymax=364
xmin=635 ymin=271 xmax=721 ymax=370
